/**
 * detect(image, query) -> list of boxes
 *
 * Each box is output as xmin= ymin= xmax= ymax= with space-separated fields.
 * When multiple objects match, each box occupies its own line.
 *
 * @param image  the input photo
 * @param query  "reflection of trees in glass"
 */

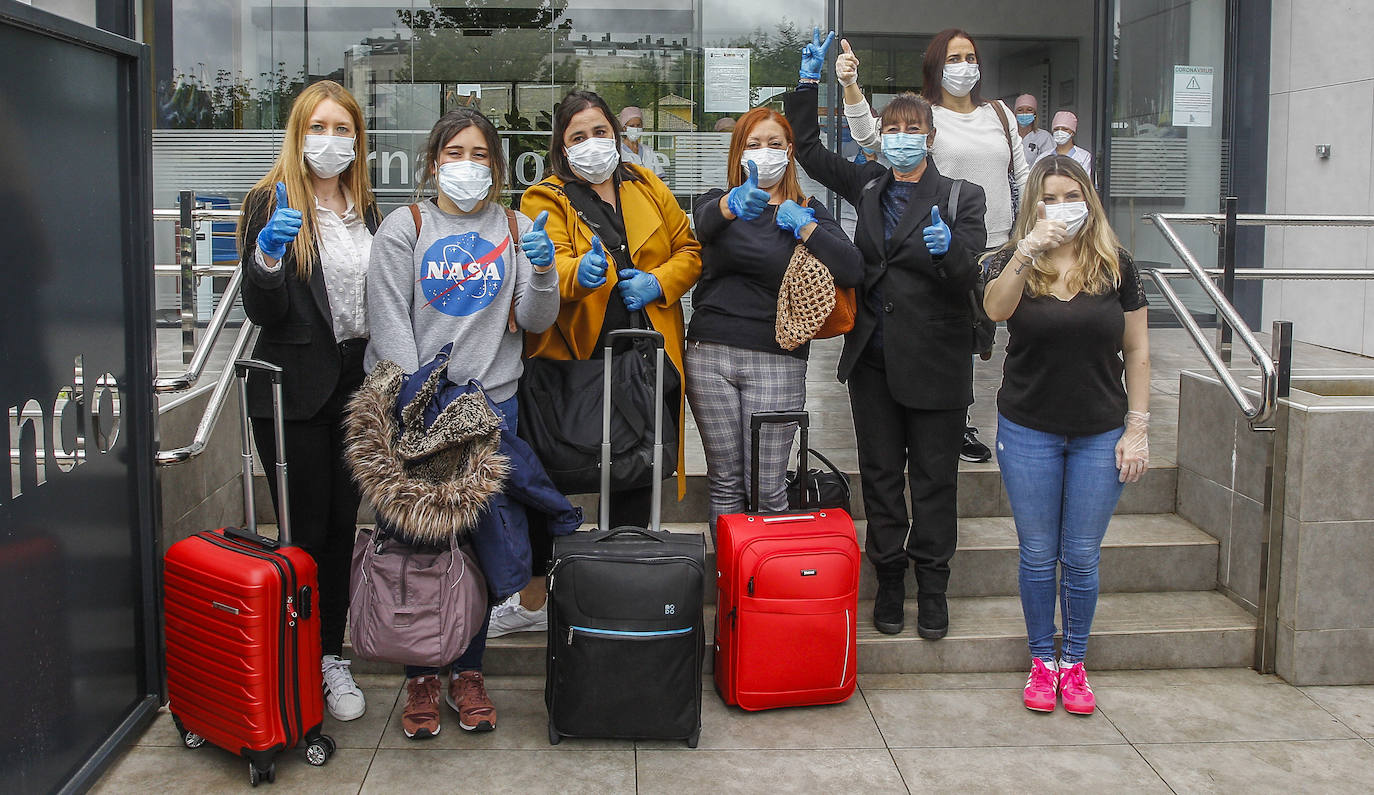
xmin=702 ymin=20 xmax=808 ymax=127
xmin=158 ymin=63 xmax=305 ymax=129
xmin=398 ymin=5 xmax=557 ymax=95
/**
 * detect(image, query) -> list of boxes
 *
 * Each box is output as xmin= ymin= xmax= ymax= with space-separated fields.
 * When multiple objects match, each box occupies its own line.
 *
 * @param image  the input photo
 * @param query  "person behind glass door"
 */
xmin=838 ymin=29 xmax=1029 ymax=464
xmin=618 ymin=105 xmax=665 ymax=178
xmin=363 ymin=108 xmax=559 ymax=740
xmin=1015 ymin=94 xmax=1054 ymax=166
xmin=1040 ymin=110 xmax=1094 ymax=177
xmin=982 ymin=155 xmax=1149 ymax=716
xmin=785 ymin=28 xmax=988 ymax=641
xmin=521 ymin=90 xmax=702 ymax=527
xmin=687 ymin=107 xmax=862 ymax=528
xmin=236 ymin=79 xmax=379 ymax=724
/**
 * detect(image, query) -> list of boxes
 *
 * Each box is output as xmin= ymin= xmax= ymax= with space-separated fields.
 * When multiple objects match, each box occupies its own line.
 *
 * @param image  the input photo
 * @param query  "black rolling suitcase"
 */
xmin=544 ymin=329 xmax=705 ymax=748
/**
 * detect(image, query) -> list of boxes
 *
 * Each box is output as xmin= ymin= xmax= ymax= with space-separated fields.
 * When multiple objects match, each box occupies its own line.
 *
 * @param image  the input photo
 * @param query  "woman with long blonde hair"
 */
xmin=237 ymin=80 xmax=380 ymax=723
xmin=983 ymin=155 xmax=1150 ymax=716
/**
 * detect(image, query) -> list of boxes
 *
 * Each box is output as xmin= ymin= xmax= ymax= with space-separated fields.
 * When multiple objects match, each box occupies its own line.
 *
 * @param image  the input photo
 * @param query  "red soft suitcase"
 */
xmin=714 ymin=411 xmax=861 ymax=711
xmin=163 ymin=359 xmax=335 ymax=785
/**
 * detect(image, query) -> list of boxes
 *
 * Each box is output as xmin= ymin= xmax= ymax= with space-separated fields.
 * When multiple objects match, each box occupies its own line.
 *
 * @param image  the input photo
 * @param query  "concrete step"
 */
xmin=346 ymin=590 xmax=1254 ymax=676
xmin=254 ymin=463 xmax=1179 ymax=525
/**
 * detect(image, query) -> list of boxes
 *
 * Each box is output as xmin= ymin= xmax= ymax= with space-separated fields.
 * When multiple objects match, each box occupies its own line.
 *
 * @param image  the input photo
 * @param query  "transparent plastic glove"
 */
xmin=616 ymin=268 xmax=661 ymax=311
xmin=727 ymin=160 xmax=770 ymax=221
xmin=775 ymin=199 xmax=816 ymax=239
xmin=577 ymin=236 xmax=608 ymax=288
xmin=519 ymin=210 xmax=554 ymax=269
xmin=1017 ymin=201 xmax=1068 ymax=259
xmin=799 ymin=27 xmax=835 ymax=80
xmin=256 ymin=182 xmax=303 ymax=261
xmin=923 ymin=204 xmax=951 ymax=256
xmin=1116 ymin=410 xmax=1150 ymax=483
xmin=835 ymin=39 xmax=859 ymax=87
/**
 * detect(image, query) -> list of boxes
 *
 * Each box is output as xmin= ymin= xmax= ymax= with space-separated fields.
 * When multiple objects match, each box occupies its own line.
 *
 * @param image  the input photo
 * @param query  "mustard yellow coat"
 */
xmin=521 ymin=165 xmax=703 ymax=499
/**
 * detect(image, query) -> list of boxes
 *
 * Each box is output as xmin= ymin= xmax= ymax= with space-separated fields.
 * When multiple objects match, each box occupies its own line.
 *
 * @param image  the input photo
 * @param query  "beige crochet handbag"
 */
xmin=776 ymin=244 xmax=854 ymax=350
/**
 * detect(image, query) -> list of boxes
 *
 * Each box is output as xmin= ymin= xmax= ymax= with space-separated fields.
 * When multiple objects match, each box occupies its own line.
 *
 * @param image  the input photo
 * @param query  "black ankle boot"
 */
xmin=916 ymin=593 xmax=948 ymax=640
xmin=873 ymin=570 xmax=905 ymax=635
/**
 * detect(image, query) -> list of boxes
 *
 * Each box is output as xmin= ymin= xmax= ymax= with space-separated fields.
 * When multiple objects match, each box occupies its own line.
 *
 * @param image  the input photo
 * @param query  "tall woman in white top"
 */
xmin=238 ymin=80 xmax=379 ymax=723
xmin=840 ymin=29 xmax=1030 ymax=250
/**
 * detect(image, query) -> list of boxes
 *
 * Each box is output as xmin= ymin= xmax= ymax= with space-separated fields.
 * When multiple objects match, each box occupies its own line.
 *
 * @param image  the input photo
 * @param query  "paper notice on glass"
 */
xmin=1172 ymin=65 xmax=1213 ymax=127
xmin=705 ymin=48 xmax=751 ymax=113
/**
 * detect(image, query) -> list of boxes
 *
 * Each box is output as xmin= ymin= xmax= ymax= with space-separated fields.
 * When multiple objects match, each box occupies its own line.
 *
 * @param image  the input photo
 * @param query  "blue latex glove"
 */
xmin=775 ymin=199 xmax=816 ymax=240
xmin=922 ymin=204 xmax=951 ymax=256
xmin=256 ymin=182 xmax=303 ymax=260
xmin=799 ymin=27 xmax=835 ymax=80
xmin=520 ymin=210 xmax=554 ymax=268
xmin=726 ymin=160 xmax=770 ymax=221
xmin=616 ymin=268 xmax=662 ymax=311
xmin=576 ymin=236 xmax=608 ymax=288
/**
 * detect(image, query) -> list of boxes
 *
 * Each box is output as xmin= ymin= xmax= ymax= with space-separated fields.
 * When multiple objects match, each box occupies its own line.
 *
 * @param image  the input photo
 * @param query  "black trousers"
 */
xmin=847 ymin=357 xmax=964 ymax=595
xmin=252 ymin=340 xmax=365 ymax=657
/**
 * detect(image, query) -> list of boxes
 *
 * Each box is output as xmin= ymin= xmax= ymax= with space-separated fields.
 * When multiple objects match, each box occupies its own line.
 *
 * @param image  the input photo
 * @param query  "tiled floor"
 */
xmin=94 ymin=669 xmax=1374 ymax=793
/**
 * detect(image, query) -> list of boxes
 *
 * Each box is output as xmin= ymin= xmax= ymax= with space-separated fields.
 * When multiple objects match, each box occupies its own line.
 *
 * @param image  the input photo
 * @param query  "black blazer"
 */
xmin=239 ymin=186 xmax=382 ymax=420
xmin=785 ymin=86 xmax=988 ymax=410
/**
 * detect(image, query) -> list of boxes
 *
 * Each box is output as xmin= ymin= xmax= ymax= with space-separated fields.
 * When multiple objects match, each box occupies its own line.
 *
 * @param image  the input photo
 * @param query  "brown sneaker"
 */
xmin=401 ymin=675 xmax=442 ymax=739
xmin=447 ymin=670 xmax=497 ymax=732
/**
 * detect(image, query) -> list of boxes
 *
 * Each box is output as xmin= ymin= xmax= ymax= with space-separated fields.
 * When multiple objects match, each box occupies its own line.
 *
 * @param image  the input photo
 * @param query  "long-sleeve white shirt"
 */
xmin=846 ymin=97 xmax=1030 ymax=248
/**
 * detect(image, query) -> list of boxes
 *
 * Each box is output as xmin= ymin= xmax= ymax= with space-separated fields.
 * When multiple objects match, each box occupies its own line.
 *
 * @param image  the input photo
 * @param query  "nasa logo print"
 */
xmin=419 ymin=230 xmax=508 ymax=317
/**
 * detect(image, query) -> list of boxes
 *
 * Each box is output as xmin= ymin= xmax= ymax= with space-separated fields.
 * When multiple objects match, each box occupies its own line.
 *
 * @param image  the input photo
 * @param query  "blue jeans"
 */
xmin=404 ymin=394 xmax=516 ymax=678
xmin=996 ymin=414 xmax=1125 ymax=665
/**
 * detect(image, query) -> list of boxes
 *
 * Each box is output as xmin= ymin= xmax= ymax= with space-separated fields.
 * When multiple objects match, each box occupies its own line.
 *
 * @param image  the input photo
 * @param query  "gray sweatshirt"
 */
xmin=365 ymin=199 xmax=559 ymax=401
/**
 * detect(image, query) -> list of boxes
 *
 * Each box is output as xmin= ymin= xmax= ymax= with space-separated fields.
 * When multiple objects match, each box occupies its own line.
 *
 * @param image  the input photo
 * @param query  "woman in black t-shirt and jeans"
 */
xmin=983 ymin=155 xmax=1150 ymax=717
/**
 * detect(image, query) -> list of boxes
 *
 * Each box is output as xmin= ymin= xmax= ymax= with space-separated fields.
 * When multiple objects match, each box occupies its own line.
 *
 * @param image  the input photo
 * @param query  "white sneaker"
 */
xmin=486 ymin=592 xmax=548 ymax=638
xmin=321 ymin=654 xmax=366 ymax=721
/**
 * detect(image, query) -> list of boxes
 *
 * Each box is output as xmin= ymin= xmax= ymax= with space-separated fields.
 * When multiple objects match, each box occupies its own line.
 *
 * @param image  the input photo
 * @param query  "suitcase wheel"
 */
xmin=305 ymin=735 xmax=335 ymax=766
xmin=547 ymin=720 xmax=561 ymax=746
xmin=171 ymin=715 xmax=205 ymax=749
xmin=248 ymin=761 xmax=275 ymax=787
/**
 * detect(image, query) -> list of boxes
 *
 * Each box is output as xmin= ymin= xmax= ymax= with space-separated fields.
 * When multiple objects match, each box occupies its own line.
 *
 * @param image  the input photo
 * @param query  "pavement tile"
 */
xmin=324 ymin=687 xmax=401 ymax=749
xmin=377 ymin=687 xmax=630 ymax=750
xmin=1099 ymin=684 xmax=1357 ymax=743
xmin=90 ymin=744 xmax=375 ymax=794
xmin=1137 ymin=739 xmax=1374 ymax=793
xmin=637 ymin=688 xmax=884 ymax=750
xmin=1300 ymin=685 xmax=1374 ymax=737
xmin=859 ymin=672 xmax=1024 ymax=690
xmin=636 ymin=749 xmax=906 ymax=794
xmin=864 ymin=689 xmax=1126 ymax=747
xmin=361 ymin=749 xmax=635 ymax=794
xmin=891 ymin=745 xmax=1169 ymax=793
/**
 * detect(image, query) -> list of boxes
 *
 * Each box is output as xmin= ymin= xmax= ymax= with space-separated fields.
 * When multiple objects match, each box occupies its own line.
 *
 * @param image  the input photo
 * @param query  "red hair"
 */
xmin=725 ymin=107 xmax=806 ymax=203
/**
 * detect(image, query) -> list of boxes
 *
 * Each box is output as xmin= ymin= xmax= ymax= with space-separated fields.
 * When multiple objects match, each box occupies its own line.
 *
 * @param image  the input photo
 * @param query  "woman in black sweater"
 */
xmin=687 ymin=106 xmax=862 ymax=528
xmin=784 ymin=49 xmax=987 ymax=641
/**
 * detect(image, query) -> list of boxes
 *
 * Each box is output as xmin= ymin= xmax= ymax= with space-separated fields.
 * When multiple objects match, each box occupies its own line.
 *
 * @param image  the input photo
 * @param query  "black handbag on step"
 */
xmin=786 ymin=446 xmax=852 ymax=513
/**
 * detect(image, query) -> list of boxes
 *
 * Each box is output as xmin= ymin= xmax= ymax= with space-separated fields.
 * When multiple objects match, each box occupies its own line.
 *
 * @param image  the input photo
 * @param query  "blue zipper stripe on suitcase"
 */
xmin=569 ymin=626 xmax=693 ymax=637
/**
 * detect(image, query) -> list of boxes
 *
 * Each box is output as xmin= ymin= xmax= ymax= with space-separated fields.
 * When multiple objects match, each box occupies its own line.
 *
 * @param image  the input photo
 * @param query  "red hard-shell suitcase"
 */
xmin=714 ymin=411 xmax=861 ymax=711
xmin=163 ymin=359 xmax=334 ymax=785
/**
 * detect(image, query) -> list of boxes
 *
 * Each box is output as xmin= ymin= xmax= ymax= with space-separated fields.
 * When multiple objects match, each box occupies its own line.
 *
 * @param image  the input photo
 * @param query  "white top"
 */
xmin=1020 ymin=128 xmax=1055 ymax=167
xmin=254 ymin=188 xmax=373 ymax=341
xmin=846 ymin=96 xmax=1031 ymax=248
xmin=1036 ymin=144 xmax=1094 ymax=177
xmin=620 ymin=139 xmax=665 ymax=176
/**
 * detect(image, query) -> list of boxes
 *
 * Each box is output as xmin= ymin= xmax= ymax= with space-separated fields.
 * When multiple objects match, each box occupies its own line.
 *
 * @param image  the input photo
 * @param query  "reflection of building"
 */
xmin=655 ymin=94 xmax=696 ymax=132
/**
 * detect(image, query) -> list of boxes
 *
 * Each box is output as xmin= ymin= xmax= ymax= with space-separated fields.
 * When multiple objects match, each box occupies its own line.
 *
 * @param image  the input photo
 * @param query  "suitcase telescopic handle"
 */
xmin=749 ymin=411 xmax=810 ymax=514
xmin=599 ymin=329 xmax=667 ymax=533
xmin=234 ymin=358 xmax=292 ymax=546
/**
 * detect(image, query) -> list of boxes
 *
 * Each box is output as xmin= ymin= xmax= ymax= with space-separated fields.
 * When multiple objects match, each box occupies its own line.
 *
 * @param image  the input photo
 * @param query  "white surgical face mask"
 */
xmin=303 ymin=134 xmax=355 ymax=178
xmin=565 ymin=137 xmax=620 ymax=184
xmin=740 ymin=146 xmax=790 ymax=188
xmin=941 ymin=62 xmax=981 ymax=97
xmin=1052 ymin=129 xmax=1074 ymax=146
xmin=437 ymin=160 xmax=492 ymax=212
xmin=1044 ymin=200 xmax=1089 ymax=237
xmin=623 ymin=126 xmax=643 ymax=142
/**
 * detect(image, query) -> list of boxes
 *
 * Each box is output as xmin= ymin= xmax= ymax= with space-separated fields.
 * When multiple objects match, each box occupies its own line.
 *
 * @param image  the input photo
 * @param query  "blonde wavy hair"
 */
xmin=1000 ymin=155 xmax=1121 ymax=297
xmin=238 ymin=80 xmax=377 ymax=281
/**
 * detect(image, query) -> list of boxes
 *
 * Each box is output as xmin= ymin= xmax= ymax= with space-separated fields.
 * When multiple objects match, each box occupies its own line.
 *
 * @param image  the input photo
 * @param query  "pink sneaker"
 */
xmin=1058 ymin=662 xmax=1095 ymax=715
xmin=1022 ymin=658 xmax=1058 ymax=712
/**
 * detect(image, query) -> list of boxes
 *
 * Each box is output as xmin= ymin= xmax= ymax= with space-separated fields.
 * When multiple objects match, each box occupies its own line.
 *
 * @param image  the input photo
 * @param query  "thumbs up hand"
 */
xmin=520 ymin=210 xmax=554 ymax=269
xmin=256 ymin=181 xmax=304 ymax=261
xmin=577 ymin=235 xmax=609 ymax=288
xmin=836 ymin=39 xmax=860 ymax=87
xmin=922 ymin=203 xmax=951 ymax=256
xmin=799 ymin=27 xmax=836 ymax=80
xmin=1019 ymin=201 xmax=1068 ymax=258
xmin=726 ymin=159 xmax=770 ymax=221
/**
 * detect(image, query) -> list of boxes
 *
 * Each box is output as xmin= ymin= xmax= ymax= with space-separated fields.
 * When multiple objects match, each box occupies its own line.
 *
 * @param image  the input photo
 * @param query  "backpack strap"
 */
xmin=948 ymin=179 xmax=963 ymax=227
xmin=409 ymin=203 xmax=422 ymax=235
xmin=988 ymin=100 xmax=1016 ymax=167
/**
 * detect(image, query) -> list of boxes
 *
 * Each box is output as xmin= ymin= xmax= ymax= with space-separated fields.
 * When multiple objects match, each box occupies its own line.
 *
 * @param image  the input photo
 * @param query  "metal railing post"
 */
xmin=1253 ymin=320 xmax=1293 ymax=674
xmin=178 ymin=190 xmax=197 ymax=364
xmin=1218 ymin=196 xmax=1238 ymax=364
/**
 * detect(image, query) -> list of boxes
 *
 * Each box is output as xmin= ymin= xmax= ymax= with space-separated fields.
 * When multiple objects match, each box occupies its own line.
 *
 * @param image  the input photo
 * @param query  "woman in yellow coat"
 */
xmin=521 ymin=89 xmax=702 ymax=525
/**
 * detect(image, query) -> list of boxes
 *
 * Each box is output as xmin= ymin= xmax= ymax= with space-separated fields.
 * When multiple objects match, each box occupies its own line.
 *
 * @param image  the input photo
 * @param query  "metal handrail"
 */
xmin=154 ymin=265 xmax=244 ymax=393
xmin=152 ymin=208 xmax=241 ymax=223
xmin=1151 ymin=211 xmax=1374 ymax=228
xmin=155 ymin=321 xmax=256 ymax=465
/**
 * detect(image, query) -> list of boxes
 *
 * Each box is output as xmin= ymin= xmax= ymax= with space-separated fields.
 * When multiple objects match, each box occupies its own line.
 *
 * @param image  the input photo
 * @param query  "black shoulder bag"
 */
xmin=516 ymin=181 xmax=680 ymax=494
xmin=942 ymin=179 xmax=998 ymax=360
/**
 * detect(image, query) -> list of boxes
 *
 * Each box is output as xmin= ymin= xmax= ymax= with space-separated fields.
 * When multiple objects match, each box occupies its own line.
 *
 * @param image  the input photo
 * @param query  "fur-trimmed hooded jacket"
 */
xmin=344 ymin=356 xmax=510 ymax=545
